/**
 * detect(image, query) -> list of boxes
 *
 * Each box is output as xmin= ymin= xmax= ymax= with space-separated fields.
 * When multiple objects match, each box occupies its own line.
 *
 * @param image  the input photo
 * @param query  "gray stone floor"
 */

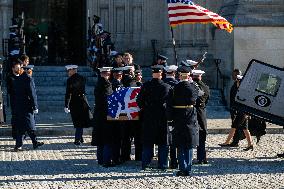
xmin=0 ymin=134 xmax=283 ymax=189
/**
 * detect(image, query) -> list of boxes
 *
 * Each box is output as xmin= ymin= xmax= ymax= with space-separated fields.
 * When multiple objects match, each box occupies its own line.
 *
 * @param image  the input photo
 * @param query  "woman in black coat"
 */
xmin=65 ymin=65 xmax=91 ymax=145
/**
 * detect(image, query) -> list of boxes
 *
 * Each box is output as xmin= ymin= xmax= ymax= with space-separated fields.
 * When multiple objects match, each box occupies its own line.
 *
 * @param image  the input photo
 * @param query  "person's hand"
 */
xmin=33 ymin=109 xmax=39 ymax=114
xmin=64 ymin=107 xmax=70 ymax=114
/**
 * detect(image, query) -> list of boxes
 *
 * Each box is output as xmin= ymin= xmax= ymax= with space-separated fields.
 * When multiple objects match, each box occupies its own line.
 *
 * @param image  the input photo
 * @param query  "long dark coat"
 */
xmin=137 ymin=78 xmax=171 ymax=145
xmin=65 ymin=73 xmax=90 ymax=128
xmin=195 ymin=80 xmax=210 ymax=134
xmin=92 ymin=76 xmax=113 ymax=146
xmin=10 ymin=73 xmax=38 ymax=135
xmin=170 ymin=81 xmax=199 ymax=148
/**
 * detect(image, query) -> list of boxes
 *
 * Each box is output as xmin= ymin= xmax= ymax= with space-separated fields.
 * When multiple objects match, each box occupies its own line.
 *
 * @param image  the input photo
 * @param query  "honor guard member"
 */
xmin=152 ymin=54 xmax=168 ymax=67
xmin=64 ymin=65 xmax=91 ymax=145
xmin=168 ymin=66 xmax=199 ymax=176
xmin=10 ymin=62 xmax=44 ymax=151
xmin=180 ymin=59 xmax=199 ymax=70
xmin=130 ymin=69 xmax=143 ymax=87
xmin=137 ymin=65 xmax=171 ymax=170
xmin=102 ymin=67 xmax=124 ymax=167
xmin=122 ymin=66 xmax=135 ymax=87
xmin=192 ymin=70 xmax=210 ymax=164
xmin=163 ymin=65 xmax=179 ymax=169
xmin=92 ymin=67 xmax=113 ymax=165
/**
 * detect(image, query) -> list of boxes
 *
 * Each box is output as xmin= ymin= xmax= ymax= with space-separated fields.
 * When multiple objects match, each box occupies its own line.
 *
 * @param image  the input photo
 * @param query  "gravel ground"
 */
xmin=0 ymin=134 xmax=283 ymax=189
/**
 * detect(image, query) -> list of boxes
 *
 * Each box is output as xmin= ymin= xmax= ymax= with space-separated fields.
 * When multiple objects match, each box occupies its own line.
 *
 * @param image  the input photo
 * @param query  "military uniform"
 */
xmin=137 ymin=65 xmax=171 ymax=170
xmin=169 ymin=66 xmax=199 ymax=176
xmin=65 ymin=67 xmax=91 ymax=144
xmin=92 ymin=67 xmax=113 ymax=165
xmin=193 ymin=72 xmax=210 ymax=164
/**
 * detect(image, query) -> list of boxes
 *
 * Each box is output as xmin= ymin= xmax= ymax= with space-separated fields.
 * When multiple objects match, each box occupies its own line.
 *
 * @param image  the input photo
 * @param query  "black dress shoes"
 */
xmin=176 ymin=171 xmax=189 ymax=176
xmin=277 ymin=153 xmax=284 ymax=158
xmin=33 ymin=142 xmax=44 ymax=149
xmin=243 ymin=145 xmax=254 ymax=151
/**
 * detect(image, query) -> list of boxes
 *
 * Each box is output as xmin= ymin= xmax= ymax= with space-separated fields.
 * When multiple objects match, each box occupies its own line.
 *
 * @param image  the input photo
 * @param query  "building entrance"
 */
xmin=13 ymin=0 xmax=86 ymax=65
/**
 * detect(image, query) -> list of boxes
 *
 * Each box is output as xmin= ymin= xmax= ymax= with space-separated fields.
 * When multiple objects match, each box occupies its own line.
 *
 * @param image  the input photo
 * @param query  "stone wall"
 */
xmin=234 ymin=27 xmax=284 ymax=71
xmin=0 ymin=0 xmax=13 ymax=57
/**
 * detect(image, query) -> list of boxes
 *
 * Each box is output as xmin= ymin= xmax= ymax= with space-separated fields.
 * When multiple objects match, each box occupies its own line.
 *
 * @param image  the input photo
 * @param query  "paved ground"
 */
xmin=0 ymin=134 xmax=283 ymax=189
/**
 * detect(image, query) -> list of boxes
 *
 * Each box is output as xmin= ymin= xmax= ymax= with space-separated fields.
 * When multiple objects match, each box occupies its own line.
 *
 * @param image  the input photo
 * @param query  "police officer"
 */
xmin=92 ymin=67 xmax=113 ymax=165
xmin=169 ymin=66 xmax=199 ymax=176
xmin=163 ymin=65 xmax=178 ymax=169
xmin=137 ymin=65 xmax=171 ymax=170
xmin=130 ymin=70 xmax=143 ymax=87
xmin=192 ymin=70 xmax=210 ymax=164
xmin=10 ymin=61 xmax=44 ymax=151
xmin=64 ymin=65 xmax=91 ymax=145
xmin=152 ymin=54 xmax=168 ymax=67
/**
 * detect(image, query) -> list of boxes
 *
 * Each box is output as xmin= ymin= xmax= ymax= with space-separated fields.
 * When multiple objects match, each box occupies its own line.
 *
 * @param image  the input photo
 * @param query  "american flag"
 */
xmin=107 ymin=87 xmax=141 ymax=120
xmin=167 ymin=0 xmax=233 ymax=33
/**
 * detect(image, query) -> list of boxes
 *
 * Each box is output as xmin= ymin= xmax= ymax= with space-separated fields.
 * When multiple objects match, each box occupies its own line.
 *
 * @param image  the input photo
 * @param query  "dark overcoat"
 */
xmin=137 ymin=78 xmax=171 ymax=145
xmin=92 ymin=76 xmax=113 ymax=146
xmin=65 ymin=73 xmax=90 ymax=128
xmin=10 ymin=72 xmax=38 ymax=135
xmin=195 ymin=80 xmax=210 ymax=134
xmin=170 ymin=81 xmax=199 ymax=148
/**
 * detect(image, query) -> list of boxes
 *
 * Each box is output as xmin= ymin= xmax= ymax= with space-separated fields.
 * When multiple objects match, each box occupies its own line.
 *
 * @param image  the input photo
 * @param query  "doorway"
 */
xmin=13 ymin=0 xmax=86 ymax=65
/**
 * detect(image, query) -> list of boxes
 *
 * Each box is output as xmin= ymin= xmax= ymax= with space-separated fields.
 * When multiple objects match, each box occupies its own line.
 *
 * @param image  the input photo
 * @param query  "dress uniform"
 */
xmin=137 ymin=65 xmax=171 ymax=170
xmin=65 ymin=65 xmax=91 ymax=145
xmin=169 ymin=66 xmax=199 ymax=176
xmin=163 ymin=65 xmax=179 ymax=169
xmin=92 ymin=67 xmax=113 ymax=165
xmin=9 ymin=62 xmax=44 ymax=151
xmin=192 ymin=70 xmax=210 ymax=164
xmin=103 ymin=67 xmax=124 ymax=166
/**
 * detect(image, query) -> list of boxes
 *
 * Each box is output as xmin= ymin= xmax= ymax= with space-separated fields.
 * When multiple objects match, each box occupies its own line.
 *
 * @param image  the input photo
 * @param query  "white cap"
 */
xmin=192 ymin=70 xmax=205 ymax=76
xmin=110 ymin=51 xmax=118 ymax=56
xmin=22 ymin=65 xmax=34 ymax=70
xmin=99 ymin=67 xmax=112 ymax=72
xmin=237 ymin=75 xmax=243 ymax=80
xmin=124 ymin=66 xmax=134 ymax=71
xmin=186 ymin=60 xmax=198 ymax=66
xmin=164 ymin=65 xmax=178 ymax=73
xmin=65 ymin=65 xmax=78 ymax=70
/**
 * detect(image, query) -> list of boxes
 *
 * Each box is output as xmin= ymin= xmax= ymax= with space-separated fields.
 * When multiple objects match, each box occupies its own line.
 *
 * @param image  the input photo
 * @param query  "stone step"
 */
xmin=33 ymin=66 xmax=93 ymax=72
xmin=36 ymin=86 xmax=94 ymax=96
xmin=33 ymin=71 xmax=95 ymax=77
xmin=34 ymin=77 xmax=97 ymax=86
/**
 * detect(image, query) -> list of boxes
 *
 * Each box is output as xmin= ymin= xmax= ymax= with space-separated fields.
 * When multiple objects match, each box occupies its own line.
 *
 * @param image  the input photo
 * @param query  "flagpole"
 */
xmin=170 ymin=27 xmax=178 ymax=66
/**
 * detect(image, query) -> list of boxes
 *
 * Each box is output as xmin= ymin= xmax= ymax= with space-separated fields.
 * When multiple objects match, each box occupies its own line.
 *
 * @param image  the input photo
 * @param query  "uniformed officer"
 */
xmin=168 ymin=66 xmax=199 ymax=176
xmin=10 ymin=61 xmax=44 ymax=151
xmin=103 ymin=67 xmax=124 ymax=167
xmin=163 ymin=65 xmax=179 ymax=169
xmin=92 ymin=67 xmax=113 ymax=165
xmin=152 ymin=54 xmax=168 ymax=67
xmin=64 ymin=65 xmax=91 ymax=145
xmin=180 ymin=59 xmax=199 ymax=70
xmin=121 ymin=66 xmax=135 ymax=87
xmin=192 ymin=70 xmax=210 ymax=164
xmin=137 ymin=65 xmax=171 ymax=170
xmin=130 ymin=69 xmax=143 ymax=87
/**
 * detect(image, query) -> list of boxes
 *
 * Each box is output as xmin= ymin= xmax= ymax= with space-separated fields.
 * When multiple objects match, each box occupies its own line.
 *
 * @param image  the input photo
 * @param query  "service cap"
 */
xmin=65 ymin=65 xmax=78 ymax=70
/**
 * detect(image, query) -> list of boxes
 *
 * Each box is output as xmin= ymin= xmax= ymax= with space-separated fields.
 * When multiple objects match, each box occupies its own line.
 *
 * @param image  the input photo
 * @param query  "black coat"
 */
xmin=10 ymin=73 xmax=38 ymax=135
xmin=163 ymin=77 xmax=178 ymax=88
xmin=92 ymin=76 xmax=113 ymax=146
xmin=195 ymin=80 xmax=210 ymax=133
xmin=170 ymin=81 xmax=199 ymax=148
xmin=137 ymin=79 xmax=171 ymax=145
xmin=65 ymin=73 xmax=90 ymax=128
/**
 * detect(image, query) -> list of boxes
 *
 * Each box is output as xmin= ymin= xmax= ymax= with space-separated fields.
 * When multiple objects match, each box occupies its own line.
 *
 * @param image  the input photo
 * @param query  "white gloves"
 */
xmin=198 ymin=90 xmax=205 ymax=97
xmin=33 ymin=109 xmax=39 ymax=114
xmin=64 ymin=107 xmax=70 ymax=114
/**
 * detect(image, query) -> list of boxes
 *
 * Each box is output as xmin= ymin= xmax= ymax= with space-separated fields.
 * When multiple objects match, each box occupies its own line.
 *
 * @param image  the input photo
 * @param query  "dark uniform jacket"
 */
xmin=65 ymin=73 xmax=90 ymax=128
xmin=93 ymin=76 xmax=113 ymax=145
xmin=170 ymin=81 xmax=199 ymax=148
xmin=195 ymin=80 xmax=210 ymax=133
xmin=137 ymin=78 xmax=171 ymax=145
xmin=163 ymin=77 xmax=178 ymax=87
xmin=10 ymin=72 xmax=38 ymax=135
